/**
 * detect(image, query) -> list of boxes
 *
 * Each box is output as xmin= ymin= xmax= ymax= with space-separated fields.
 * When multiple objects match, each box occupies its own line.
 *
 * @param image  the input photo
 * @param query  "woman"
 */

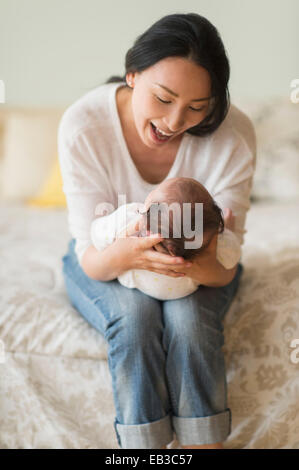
xmin=59 ymin=13 xmax=256 ymax=449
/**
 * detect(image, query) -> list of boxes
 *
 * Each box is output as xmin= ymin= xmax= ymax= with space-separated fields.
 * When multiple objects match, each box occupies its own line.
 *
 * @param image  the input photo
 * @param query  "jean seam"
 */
xmin=62 ymin=269 xmax=110 ymax=333
xmin=114 ymin=418 xmax=122 ymax=447
xmin=162 ymin=330 xmax=179 ymax=414
xmin=217 ymin=263 xmax=243 ymax=322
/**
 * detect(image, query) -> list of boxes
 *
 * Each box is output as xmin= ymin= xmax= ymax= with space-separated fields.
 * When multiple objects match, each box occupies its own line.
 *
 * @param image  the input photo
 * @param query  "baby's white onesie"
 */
xmin=90 ymin=202 xmax=241 ymax=300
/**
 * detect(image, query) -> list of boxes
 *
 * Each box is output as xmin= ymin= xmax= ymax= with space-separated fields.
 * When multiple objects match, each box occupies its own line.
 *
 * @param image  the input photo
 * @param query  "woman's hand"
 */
xmin=115 ymin=216 xmax=191 ymax=278
xmin=179 ymin=232 xmax=219 ymax=278
xmin=174 ymin=232 xmax=236 ymax=286
xmin=172 ymin=207 xmax=237 ymax=286
xmin=115 ymin=206 xmax=236 ymax=282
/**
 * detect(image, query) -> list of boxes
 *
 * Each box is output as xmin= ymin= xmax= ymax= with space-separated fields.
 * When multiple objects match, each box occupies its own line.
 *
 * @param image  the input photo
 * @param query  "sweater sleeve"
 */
xmin=216 ymin=228 xmax=242 ymax=269
xmin=58 ymin=117 xmax=115 ymax=267
xmin=212 ymin=126 xmax=257 ymax=247
xmin=90 ymin=205 xmax=125 ymax=253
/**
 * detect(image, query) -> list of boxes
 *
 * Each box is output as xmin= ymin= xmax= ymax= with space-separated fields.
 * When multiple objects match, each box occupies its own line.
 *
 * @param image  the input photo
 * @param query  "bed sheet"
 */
xmin=0 ymin=201 xmax=298 ymax=449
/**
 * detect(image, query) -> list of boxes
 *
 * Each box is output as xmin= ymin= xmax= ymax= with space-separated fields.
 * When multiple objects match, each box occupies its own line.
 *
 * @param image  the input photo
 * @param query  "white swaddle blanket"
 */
xmin=90 ymin=202 xmax=241 ymax=300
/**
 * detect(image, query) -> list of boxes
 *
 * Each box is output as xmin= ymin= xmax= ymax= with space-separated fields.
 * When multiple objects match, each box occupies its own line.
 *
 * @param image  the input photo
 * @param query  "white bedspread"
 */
xmin=0 ymin=200 xmax=299 ymax=449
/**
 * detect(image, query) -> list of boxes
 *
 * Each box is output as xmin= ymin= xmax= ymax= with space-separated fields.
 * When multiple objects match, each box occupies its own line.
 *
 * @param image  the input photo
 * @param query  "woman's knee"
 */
xmin=104 ymin=290 xmax=163 ymax=345
xmin=162 ymin=296 xmax=225 ymax=351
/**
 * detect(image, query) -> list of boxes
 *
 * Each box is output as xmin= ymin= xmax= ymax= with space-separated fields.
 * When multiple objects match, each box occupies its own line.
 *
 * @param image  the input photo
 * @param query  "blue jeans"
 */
xmin=61 ymin=238 xmax=243 ymax=449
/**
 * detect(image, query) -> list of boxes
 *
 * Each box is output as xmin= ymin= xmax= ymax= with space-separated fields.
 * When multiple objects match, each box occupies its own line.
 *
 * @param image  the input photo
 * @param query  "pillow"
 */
xmin=0 ymin=108 xmax=64 ymax=202
xmin=234 ymin=97 xmax=299 ymax=202
xmin=26 ymin=155 xmax=66 ymax=208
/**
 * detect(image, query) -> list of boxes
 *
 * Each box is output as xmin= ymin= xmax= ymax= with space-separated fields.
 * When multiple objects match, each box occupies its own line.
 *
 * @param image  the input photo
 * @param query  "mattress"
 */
xmin=0 ymin=200 xmax=298 ymax=449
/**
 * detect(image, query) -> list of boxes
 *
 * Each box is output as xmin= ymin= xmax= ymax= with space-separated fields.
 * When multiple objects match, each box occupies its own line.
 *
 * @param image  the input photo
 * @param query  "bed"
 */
xmin=0 ymin=97 xmax=298 ymax=449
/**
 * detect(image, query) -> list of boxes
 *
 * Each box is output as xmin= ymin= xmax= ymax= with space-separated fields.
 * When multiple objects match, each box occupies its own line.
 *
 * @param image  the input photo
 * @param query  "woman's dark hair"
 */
xmin=103 ymin=13 xmax=230 ymax=136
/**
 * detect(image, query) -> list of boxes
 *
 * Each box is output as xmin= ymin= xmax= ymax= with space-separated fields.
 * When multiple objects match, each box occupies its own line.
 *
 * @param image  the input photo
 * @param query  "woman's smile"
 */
xmin=149 ymin=121 xmax=173 ymax=144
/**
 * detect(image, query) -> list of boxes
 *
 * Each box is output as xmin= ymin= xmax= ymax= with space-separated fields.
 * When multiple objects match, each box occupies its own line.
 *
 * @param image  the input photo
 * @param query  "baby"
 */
xmin=90 ymin=177 xmax=241 ymax=300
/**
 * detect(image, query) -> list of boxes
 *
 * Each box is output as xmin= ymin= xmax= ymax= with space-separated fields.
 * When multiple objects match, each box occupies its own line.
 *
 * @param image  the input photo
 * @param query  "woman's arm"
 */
xmin=81 ymin=242 xmax=130 ymax=281
xmin=83 ymin=207 xmax=238 ymax=284
xmin=58 ymin=113 xmax=117 ymax=269
xmin=191 ymin=258 xmax=238 ymax=288
xmin=180 ymin=232 xmax=238 ymax=287
xmin=82 ymin=217 xmax=192 ymax=281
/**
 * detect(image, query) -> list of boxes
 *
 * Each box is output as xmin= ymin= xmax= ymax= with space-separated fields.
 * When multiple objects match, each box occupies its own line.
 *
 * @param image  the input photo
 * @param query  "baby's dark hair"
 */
xmin=142 ymin=179 xmax=225 ymax=260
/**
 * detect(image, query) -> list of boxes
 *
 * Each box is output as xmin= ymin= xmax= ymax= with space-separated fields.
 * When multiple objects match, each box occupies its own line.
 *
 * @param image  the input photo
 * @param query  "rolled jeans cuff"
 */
xmin=115 ymin=415 xmax=173 ymax=449
xmin=172 ymin=408 xmax=232 ymax=446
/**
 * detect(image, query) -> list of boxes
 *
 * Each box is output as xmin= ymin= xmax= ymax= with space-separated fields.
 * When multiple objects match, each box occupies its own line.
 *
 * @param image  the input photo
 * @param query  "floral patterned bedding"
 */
xmin=0 ymin=200 xmax=298 ymax=449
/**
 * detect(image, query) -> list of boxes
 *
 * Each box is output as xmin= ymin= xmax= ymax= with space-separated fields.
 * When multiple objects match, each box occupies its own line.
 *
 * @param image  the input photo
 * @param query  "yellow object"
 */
xmin=27 ymin=156 xmax=66 ymax=208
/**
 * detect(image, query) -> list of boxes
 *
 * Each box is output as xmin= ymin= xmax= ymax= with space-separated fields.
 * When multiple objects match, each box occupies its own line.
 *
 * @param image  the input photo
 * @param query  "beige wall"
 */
xmin=0 ymin=0 xmax=298 ymax=107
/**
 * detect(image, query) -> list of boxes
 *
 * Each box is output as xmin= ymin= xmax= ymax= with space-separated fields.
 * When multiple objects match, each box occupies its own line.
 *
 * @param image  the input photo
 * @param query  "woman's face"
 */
xmin=126 ymin=56 xmax=212 ymax=149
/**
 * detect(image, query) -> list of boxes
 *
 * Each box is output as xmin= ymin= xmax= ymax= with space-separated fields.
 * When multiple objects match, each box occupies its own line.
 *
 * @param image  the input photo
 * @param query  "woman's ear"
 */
xmin=126 ymin=71 xmax=138 ymax=88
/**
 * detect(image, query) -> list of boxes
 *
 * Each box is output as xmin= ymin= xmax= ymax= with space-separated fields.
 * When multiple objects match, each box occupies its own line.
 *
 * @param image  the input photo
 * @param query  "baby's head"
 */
xmin=139 ymin=177 xmax=224 ymax=260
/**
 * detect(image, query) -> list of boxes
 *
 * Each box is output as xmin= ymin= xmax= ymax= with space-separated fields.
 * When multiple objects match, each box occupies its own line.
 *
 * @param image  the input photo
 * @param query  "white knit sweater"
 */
xmin=58 ymin=81 xmax=256 ymax=268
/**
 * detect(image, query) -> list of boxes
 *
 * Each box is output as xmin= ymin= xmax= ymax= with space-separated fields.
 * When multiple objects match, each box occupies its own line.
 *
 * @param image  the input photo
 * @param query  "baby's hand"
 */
xmin=116 ymin=215 xmax=144 ymax=239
